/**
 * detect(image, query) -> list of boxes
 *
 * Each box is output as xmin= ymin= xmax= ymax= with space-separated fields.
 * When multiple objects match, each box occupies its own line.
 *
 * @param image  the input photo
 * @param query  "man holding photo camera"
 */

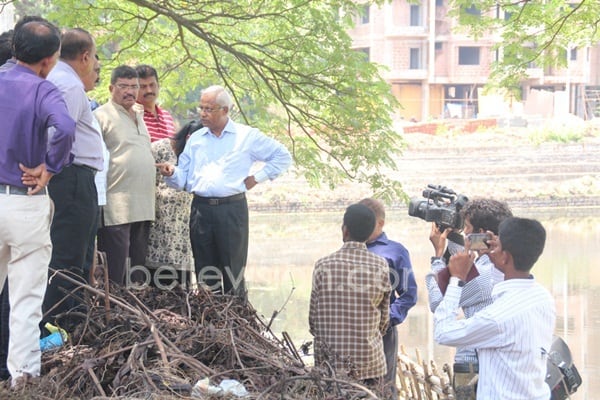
xmin=425 ymin=198 xmax=512 ymax=399
xmin=433 ymin=217 xmax=555 ymax=399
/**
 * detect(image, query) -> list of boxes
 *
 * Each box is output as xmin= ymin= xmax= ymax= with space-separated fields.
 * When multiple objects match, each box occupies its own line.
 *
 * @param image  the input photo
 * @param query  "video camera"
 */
xmin=407 ymin=184 xmax=469 ymax=231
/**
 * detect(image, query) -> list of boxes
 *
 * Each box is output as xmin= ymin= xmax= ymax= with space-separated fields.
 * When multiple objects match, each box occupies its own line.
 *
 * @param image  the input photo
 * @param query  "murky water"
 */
xmin=246 ymin=207 xmax=599 ymax=399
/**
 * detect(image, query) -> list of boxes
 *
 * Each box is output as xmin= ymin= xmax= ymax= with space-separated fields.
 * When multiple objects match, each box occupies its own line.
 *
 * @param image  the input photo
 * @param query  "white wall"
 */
xmin=0 ymin=3 xmax=15 ymax=32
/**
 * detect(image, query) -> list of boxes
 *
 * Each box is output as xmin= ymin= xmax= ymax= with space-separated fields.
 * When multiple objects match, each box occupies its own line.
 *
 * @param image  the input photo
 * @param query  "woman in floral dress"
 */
xmin=146 ymin=121 xmax=202 ymax=287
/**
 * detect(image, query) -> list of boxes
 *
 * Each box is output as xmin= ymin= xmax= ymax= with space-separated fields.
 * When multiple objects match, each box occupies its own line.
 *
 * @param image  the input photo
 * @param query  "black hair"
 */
xmin=110 ymin=65 xmax=138 ymax=84
xmin=172 ymin=120 xmax=203 ymax=158
xmin=60 ymin=28 xmax=94 ymax=60
xmin=13 ymin=21 xmax=61 ymax=64
xmin=498 ymin=217 xmax=546 ymax=272
xmin=461 ymin=198 xmax=513 ymax=234
xmin=135 ymin=64 xmax=158 ymax=82
xmin=0 ymin=30 xmax=12 ymax=65
xmin=343 ymin=203 xmax=376 ymax=242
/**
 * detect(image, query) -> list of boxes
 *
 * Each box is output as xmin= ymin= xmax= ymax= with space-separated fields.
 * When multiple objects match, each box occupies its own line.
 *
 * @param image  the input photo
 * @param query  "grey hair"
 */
xmin=202 ymin=85 xmax=233 ymax=109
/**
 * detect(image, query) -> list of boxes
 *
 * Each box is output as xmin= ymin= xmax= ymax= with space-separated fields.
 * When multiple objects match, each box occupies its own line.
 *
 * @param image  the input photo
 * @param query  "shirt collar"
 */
xmin=491 ymin=276 xmax=536 ymax=297
xmin=54 ymin=60 xmax=84 ymax=88
xmin=368 ymin=232 xmax=389 ymax=247
xmin=202 ymin=117 xmax=235 ymax=137
xmin=341 ymin=241 xmax=368 ymax=250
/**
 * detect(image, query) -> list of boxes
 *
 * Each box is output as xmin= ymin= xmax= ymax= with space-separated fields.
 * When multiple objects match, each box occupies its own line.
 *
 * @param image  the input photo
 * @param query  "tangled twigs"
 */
xmin=2 ymin=270 xmax=457 ymax=399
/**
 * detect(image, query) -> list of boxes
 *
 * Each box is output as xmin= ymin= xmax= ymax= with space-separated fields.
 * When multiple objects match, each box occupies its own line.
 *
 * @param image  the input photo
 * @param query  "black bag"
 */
xmin=545 ymin=336 xmax=582 ymax=400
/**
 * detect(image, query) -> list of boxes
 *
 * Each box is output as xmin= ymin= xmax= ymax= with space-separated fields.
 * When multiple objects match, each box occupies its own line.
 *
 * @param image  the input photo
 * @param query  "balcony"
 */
xmin=385 ymin=68 xmax=428 ymax=81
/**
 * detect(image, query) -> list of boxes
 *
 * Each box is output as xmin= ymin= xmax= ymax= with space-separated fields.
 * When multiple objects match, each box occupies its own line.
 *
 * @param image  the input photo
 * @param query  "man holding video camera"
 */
xmin=425 ymin=198 xmax=512 ymax=399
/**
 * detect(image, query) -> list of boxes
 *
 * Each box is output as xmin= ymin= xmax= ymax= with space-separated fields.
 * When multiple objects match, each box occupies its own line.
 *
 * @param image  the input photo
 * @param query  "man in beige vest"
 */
xmin=94 ymin=65 xmax=155 ymax=285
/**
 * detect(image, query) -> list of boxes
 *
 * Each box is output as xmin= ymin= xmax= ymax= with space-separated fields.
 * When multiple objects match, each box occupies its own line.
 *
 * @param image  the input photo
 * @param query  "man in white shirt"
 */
xmin=433 ymin=217 xmax=556 ymax=400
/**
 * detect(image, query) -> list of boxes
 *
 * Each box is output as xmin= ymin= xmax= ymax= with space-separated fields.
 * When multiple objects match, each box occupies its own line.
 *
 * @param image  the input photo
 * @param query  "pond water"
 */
xmin=245 ymin=207 xmax=600 ymax=399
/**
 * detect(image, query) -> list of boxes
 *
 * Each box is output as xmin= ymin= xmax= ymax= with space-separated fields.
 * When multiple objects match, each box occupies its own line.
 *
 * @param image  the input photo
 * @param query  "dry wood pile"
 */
xmin=2 ymin=271 xmax=456 ymax=399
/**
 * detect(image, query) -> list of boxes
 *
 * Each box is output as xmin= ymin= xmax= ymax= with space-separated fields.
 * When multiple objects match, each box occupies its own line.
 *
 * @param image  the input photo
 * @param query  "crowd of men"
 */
xmin=0 ymin=15 xmax=291 ymax=389
xmin=0 ymin=14 xmax=557 ymax=400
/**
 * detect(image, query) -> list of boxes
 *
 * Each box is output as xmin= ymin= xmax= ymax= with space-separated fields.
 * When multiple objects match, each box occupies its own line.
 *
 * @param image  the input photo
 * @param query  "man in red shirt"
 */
xmin=135 ymin=64 xmax=176 ymax=142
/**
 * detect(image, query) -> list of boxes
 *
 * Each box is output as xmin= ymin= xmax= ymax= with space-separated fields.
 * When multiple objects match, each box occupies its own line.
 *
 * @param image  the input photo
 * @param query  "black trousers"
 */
xmin=43 ymin=164 xmax=98 ymax=324
xmin=97 ymin=220 xmax=151 ymax=285
xmin=383 ymin=323 xmax=399 ymax=400
xmin=189 ymin=195 xmax=248 ymax=297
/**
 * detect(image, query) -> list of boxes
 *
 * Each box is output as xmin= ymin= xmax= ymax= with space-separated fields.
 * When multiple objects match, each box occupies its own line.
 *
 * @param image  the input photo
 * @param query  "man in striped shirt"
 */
xmin=135 ymin=64 xmax=176 ymax=142
xmin=426 ymin=198 xmax=512 ymax=399
xmin=434 ymin=217 xmax=556 ymax=400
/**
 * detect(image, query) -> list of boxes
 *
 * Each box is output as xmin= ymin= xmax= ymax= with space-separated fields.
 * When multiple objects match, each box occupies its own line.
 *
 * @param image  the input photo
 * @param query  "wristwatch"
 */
xmin=449 ymin=276 xmax=466 ymax=287
xmin=431 ymin=256 xmax=443 ymax=264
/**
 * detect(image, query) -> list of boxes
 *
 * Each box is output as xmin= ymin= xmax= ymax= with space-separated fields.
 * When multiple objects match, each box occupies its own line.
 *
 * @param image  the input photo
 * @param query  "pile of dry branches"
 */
xmin=2 ymin=271 xmax=455 ymax=399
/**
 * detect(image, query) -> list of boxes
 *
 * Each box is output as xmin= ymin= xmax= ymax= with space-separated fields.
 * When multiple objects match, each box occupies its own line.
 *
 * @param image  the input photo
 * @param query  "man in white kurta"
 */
xmin=94 ymin=65 xmax=155 ymax=285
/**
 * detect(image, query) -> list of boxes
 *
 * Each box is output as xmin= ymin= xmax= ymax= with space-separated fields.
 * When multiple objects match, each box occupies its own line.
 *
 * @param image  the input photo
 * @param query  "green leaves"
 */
xmin=451 ymin=0 xmax=600 ymax=94
xmin=7 ymin=0 xmax=405 ymax=200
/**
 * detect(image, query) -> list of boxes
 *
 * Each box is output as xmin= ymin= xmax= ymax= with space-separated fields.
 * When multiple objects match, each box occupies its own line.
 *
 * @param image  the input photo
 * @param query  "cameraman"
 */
xmin=425 ymin=198 xmax=512 ymax=400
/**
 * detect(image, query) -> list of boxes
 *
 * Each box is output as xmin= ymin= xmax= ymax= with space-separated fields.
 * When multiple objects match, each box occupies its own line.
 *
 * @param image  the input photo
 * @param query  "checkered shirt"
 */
xmin=309 ymin=241 xmax=391 ymax=380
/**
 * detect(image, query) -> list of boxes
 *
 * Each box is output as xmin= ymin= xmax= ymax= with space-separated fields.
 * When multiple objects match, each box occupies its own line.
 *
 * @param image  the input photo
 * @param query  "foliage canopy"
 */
xmin=3 ymin=0 xmax=405 ymax=201
xmin=450 ymin=0 xmax=600 ymax=92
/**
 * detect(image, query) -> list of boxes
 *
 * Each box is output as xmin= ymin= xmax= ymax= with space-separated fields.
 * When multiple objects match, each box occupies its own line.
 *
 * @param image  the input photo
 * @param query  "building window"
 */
xmin=570 ymin=48 xmax=577 ymax=61
xmin=464 ymin=5 xmax=481 ymax=16
xmin=360 ymin=4 xmax=370 ymax=24
xmin=436 ymin=0 xmax=444 ymax=6
xmin=410 ymin=48 xmax=421 ymax=69
xmin=410 ymin=4 xmax=421 ymax=26
xmin=435 ymin=42 xmax=443 ymax=51
xmin=356 ymin=47 xmax=370 ymax=61
xmin=458 ymin=47 xmax=480 ymax=65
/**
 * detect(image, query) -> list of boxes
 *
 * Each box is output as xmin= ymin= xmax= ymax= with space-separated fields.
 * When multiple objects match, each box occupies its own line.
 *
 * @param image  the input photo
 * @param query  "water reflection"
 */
xmin=246 ymin=208 xmax=599 ymax=399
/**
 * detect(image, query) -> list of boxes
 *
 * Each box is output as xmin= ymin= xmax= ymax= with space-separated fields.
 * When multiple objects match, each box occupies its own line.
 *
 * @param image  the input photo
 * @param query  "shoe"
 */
xmin=10 ymin=372 xmax=32 ymax=390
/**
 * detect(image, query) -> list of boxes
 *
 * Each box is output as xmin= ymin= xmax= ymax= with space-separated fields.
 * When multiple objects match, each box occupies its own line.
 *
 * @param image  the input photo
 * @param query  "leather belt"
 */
xmin=453 ymin=362 xmax=479 ymax=374
xmin=72 ymin=164 xmax=97 ymax=174
xmin=194 ymin=192 xmax=245 ymax=206
xmin=0 ymin=183 xmax=47 ymax=196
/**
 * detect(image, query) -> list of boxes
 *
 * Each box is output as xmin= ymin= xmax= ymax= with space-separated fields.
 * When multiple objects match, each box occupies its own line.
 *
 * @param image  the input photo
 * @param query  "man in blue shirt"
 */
xmin=157 ymin=85 xmax=292 ymax=298
xmin=360 ymin=198 xmax=418 ymax=399
xmin=0 ymin=19 xmax=75 ymax=387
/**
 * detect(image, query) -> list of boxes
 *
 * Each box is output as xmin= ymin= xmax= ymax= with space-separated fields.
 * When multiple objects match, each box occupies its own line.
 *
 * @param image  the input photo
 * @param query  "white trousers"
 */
xmin=0 ymin=192 xmax=53 ymax=383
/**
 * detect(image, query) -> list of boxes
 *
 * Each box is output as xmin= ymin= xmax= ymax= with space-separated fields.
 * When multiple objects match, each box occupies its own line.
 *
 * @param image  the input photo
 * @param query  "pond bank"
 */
xmin=249 ymin=131 xmax=600 ymax=213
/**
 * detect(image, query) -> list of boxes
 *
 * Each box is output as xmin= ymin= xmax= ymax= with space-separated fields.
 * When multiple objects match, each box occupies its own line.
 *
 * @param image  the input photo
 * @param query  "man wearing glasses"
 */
xmin=94 ymin=66 xmax=155 ymax=285
xmin=42 ymin=28 xmax=104 ymax=327
xmin=157 ymin=85 xmax=291 ymax=298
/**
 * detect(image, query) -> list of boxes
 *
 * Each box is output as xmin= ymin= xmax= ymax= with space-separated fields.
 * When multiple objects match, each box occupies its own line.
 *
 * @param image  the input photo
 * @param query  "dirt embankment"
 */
xmin=249 ymin=130 xmax=600 ymax=212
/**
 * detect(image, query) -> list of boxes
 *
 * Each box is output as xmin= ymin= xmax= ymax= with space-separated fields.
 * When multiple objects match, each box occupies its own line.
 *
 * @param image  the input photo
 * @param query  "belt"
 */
xmin=72 ymin=164 xmax=97 ymax=174
xmin=453 ymin=362 xmax=479 ymax=374
xmin=194 ymin=192 xmax=245 ymax=206
xmin=0 ymin=183 xmax=47 ymax=196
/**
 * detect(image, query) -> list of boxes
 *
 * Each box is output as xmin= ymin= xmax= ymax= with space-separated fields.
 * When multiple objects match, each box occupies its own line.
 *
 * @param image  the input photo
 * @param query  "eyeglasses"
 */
xmin=115 ymin=84 xmax=140 ymax=90
xmin=197 ymin=106 xmax=223 ymax=114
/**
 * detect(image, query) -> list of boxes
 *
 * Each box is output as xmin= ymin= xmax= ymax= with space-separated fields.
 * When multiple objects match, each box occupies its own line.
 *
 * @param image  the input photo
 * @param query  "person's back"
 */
xmin=473 ymin=278 xmax=554 ymax=398
xmin=309 ymin=204 xmax=391 ymax=383
xmin=0 ymin=65 xmax=71 ymax=186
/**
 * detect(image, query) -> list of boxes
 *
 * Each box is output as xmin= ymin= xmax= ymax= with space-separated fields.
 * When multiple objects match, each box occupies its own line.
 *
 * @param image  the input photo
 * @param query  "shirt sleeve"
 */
xmin=379 ymin=267 xmax=391 ymax=334
xmin=40 ymin=82 xmax=75 ymax=173
xmin=425 ymin=258 xmax=447 ymax=313
xmin=308 ymin=266 xmax=320 ymax=336
xmin=249 ymin=129 xmax=292 ymax=183
xmin=433 ymin=285 xmax=502 ymax=349
xmin=165 ymin=137 xmax=192 ymax=191
xmin=389 ymin=254 xmax=417 ymax=325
